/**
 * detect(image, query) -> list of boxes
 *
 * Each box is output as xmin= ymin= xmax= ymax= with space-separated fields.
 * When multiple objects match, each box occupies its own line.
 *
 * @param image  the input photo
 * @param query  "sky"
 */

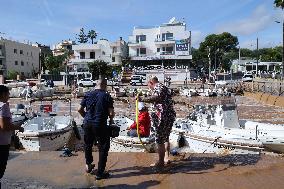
xmin=0 ymin=0 xmax=283 ymax=49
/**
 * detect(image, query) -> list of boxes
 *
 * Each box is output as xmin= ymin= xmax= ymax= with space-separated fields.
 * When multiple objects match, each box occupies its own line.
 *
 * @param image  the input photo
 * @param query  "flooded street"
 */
xmin=3 ymin=94 xmax=284 ymax=188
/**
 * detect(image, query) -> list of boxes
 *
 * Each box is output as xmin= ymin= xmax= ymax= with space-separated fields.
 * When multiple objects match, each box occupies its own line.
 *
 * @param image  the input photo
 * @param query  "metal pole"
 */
xmin=256 ymin=38 xmax=259 ymax=77
xmin=282 ymin=21 xmax=284 ymax=80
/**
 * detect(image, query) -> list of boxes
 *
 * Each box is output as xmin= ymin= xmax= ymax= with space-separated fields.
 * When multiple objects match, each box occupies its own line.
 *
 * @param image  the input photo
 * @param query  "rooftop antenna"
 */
xmin=169 ymin=17 xmax=176 ymax=24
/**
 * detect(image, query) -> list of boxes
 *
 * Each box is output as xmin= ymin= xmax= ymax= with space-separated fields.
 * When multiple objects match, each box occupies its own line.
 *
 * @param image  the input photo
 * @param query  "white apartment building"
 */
xmin=128 ymin=18 xmax=192 ymax=68
xmin=68 ymin=38 xmax=127 ymax=72
xmin=0 ymin=38 xmax=40 ymax=77
xmin=53 ymin=40 xmax=75 ymax=56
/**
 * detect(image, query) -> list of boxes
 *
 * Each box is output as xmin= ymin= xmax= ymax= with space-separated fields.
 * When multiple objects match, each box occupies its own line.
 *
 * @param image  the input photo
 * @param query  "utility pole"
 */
xmin=282 ymin=21 xmax=284 ymax=80
xmin=256 ymin=38 xmax=259 ymax=77
xmin=208 ymin=47 xmax=211 ymax=81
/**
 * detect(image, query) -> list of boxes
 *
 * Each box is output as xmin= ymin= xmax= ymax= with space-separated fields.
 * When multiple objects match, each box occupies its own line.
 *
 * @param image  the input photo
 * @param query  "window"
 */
xmin=162 ymin=33 xmax=173 ymax=41
xmin=21 ymin=61 xmax=24 ymax=66
xmin=80 ymin=52 xmax=85 ymax=59
xmin=14 ymin=49 xmax=17 ymax=54
xmin=15 ymin=61 xmax=18 ymax=65
xmin=90 ymin=52 xmax=95 ymax=59
xmin=166 ymin=46 xmax=173 ymax=52
xmin=0 ymin=59 xmax=2 ymax=65
xmin=140 ymin=48 xmax=146 ymax=55
xmin=21 ymin=72 xmax=24 ymax=76
xmin=27 ymin=62 xmax=29 ymax=65
xmin=102 ymin=51 xmax=106 ymax=55
xmin=136 ymin=35 xmax=146 ymax=42
xmin=20 ymin=50 xmax=23 ymax=54
xmin=157 ymin=48 xmax=160 ymax=52
xmin=27 ymin=52 xmax=29 ymax=56
xmin=113 ymin=47 xmax=117 ymax=53
xmin=112 ymin=57 xmax=115 ymax=62
xmin=136 ymin=49 xmax=139 ymax=56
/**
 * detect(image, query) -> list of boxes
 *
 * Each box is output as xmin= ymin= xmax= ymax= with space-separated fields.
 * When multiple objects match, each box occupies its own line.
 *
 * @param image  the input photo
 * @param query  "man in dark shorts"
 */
xmin=78 ymin=79 xmax=115 ymax=180
xmin=140 ymin=76 xmax=176 ymax=167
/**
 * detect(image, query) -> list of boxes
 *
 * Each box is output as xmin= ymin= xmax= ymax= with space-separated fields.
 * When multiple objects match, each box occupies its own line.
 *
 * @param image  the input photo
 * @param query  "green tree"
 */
xmin=87 ymin=29 xmax=98 ymax=44
xmin=198 ymin=32 xmax=239 ymax=71
xmin=7 ymin=70 xmax=19 ymax=80
xmin=76 ymin=28 xmax=88 ymax=43
xmin=44 ymin=54 xmax=67 ymax=72
xmin=88 ymin=60 xmax=113 ymax=79
xmin=274 ymin=0 xmax=284 ymax=8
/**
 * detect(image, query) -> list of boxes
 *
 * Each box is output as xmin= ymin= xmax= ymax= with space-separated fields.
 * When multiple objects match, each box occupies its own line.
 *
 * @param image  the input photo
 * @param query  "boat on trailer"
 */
xmin=16 ymin=98 xmax=74 ymax=151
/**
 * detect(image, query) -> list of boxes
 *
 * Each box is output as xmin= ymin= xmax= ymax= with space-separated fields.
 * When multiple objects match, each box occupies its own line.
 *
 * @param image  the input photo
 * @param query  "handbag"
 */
xmin=108 ymin=124 xmax=120 ymax=138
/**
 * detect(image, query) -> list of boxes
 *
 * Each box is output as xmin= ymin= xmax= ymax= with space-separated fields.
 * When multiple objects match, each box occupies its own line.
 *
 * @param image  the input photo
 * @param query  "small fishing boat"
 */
xmin=109 ymin=116 xmax=156 ymax=152
xmin=169 ymin=118 xmax=263 ymax=155
xmin=16 ymin=98 xmax=75 ymax=151
xmin=171 ymin=102 xmax=284 ymax=154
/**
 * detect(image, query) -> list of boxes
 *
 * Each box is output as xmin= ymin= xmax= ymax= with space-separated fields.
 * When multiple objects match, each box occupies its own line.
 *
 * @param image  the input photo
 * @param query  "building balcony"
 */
xmin=128 ymin=40 xmax=144 ymax=47
xmin=130 ymin=54 xmax=192 ymax=60
xmin=154 ymin=39 xmax=175 ymax=46
xmin=112 ymin=51 xmax=122 ymax=56
xmin=0 ymin=65 xmax=6 ymax=70
xmin=72 ymin=44 xmax=102 ymax=51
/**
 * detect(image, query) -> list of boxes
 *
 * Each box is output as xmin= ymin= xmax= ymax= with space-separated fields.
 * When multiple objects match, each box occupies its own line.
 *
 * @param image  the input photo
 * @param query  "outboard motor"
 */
xmin=16 ymin=104 xmax=25 ymax=110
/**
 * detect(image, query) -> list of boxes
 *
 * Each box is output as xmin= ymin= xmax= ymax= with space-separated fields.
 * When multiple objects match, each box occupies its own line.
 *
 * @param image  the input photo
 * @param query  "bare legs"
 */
xmin=164 ymin=141 xmax=170 ymax=163
xmin=153 ymin=141 xmax=170 ymax=167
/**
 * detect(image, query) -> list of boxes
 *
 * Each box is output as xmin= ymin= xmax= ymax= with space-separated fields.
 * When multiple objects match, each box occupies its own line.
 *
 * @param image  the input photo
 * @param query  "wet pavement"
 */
xmin=2 ymin=152 xmax=284 ymax=189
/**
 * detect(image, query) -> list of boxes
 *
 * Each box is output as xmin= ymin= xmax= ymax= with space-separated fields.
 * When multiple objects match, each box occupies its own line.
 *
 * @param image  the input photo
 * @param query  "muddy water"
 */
xmin=3 ymin=152 xmax=284 ymax=189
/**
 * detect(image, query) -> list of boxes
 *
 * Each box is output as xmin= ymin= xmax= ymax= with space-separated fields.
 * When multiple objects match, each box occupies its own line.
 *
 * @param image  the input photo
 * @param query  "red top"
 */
xmin=130 ymin=111 xmax=151 ymax=137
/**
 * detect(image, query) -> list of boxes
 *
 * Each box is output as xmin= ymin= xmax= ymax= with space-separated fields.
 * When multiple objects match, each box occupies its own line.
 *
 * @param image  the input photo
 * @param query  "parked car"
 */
xmin=242 ymin=74 xmax=253 ymax=82
xmin=107 ymin=79 xmax=119 ymax=86
xmin=130 ymin=75 xmax=144 ymax=86
xmin=77 ymin=78 xmax=95 ymax=87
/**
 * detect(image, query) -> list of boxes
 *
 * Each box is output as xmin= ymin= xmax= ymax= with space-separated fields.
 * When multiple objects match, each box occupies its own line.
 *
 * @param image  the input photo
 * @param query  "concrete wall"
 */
xmin=244 ymin=92 xmax=284 ymax=107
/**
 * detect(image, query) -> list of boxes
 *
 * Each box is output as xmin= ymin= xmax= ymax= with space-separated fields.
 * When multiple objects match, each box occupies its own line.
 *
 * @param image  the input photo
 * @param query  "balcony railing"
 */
xmin=160 ymin=51 xmax=174 ymax=55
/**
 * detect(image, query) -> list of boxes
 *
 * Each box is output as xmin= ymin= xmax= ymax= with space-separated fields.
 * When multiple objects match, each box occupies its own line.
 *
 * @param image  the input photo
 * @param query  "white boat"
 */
xmin=17 ymin=115 xmax=73 ymax=151
xmin=176 ymin=102 xmax=284 ymax=153
xmin=169 ymin=118 xmax=263 ymax=155
xmin=109 ymin=116 xmax=156 ymax=152
xmin=16 ymin=97 xmax=75 ymax=151
xmin=180 ymin=88 xmax=198 ymax=97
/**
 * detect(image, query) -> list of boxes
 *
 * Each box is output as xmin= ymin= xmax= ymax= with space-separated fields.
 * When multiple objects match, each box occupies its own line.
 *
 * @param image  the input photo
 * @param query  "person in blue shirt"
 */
xmin=78 ymin=79 xmax=115 ymax=180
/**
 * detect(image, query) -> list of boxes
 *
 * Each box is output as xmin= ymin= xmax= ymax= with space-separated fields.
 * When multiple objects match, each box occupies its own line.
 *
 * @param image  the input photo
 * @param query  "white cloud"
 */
xmin=191 ymin=30 xmax=205 ymax=48
xmin=215 ymin=4 xmax=273 ymax=36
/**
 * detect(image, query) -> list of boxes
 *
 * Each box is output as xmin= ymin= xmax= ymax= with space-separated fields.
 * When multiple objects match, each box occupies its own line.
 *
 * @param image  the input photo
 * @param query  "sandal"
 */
xmin=164 ymin=160 xmax=171 ymax=165
xmin=85 ymin=164 xmax=95 ymax=173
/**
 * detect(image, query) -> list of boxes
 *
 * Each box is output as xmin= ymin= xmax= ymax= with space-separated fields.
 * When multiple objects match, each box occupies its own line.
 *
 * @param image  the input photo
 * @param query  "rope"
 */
xmin=136 ymin=94 xmax=151 ymax=152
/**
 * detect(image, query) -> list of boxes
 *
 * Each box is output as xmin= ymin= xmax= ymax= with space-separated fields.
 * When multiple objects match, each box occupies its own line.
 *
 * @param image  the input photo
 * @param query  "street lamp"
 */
xmin=275 ymin=20 xmax=284 ymax=79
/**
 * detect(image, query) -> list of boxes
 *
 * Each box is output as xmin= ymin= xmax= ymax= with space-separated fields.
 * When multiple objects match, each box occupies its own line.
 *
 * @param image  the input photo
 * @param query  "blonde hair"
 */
xmin=147 ymin=75 xmax=159 ymax=83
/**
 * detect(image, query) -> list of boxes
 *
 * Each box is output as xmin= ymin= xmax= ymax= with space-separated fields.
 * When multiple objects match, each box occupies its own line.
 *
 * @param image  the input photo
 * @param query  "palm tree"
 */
xmin=274 ymin=0 xmax=284 ymax=8
xmin=88 ymin=30 xmax=98 ymax=44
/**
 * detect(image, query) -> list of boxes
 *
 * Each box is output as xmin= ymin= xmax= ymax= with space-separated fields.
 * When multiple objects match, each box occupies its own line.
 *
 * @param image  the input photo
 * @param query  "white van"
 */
xmin=242 ymin=74 xmax=253 ymax=82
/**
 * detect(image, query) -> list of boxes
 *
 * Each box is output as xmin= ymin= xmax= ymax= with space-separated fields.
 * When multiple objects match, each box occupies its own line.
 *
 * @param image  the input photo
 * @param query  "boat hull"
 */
xmin=170 ymin=130 xmax=262 ymax=155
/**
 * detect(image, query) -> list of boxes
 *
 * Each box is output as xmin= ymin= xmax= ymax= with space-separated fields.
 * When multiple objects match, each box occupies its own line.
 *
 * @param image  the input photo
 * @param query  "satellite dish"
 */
xmin=169 ymin=17 xmax=176 ymax=24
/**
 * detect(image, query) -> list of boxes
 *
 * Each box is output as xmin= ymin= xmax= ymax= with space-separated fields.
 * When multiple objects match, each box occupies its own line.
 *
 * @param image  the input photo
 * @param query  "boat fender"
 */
xmin=178 ymin=135 xmax=186 ymax=148
xmin=170 ymin=148 xmax=179 ymax=156
xmin=72 ymin=120 xmax=81 ymax=140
